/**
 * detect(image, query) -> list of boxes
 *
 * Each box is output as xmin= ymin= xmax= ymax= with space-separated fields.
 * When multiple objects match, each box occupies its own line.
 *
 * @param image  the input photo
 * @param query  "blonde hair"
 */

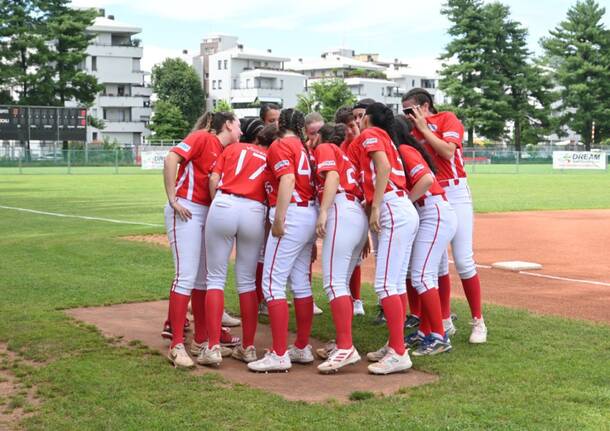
xmin=192 ymin=112 xmax=214 ymax=132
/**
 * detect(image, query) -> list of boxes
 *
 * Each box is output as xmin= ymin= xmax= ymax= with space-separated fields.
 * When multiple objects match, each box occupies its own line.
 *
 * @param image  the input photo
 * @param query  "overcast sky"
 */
xmin=71 ymin=0 xmax=610 ymax=75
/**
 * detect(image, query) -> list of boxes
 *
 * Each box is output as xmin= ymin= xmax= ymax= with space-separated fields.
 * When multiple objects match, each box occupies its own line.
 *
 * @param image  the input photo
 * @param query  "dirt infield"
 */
xmin=67 ymin=302 xmax=437 ymax=403
xmin=125 ymin=209 xmax=610 ymax=324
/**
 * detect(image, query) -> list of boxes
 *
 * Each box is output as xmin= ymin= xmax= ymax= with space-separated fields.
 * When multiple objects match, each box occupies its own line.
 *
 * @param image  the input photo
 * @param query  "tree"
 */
xmin=150 ymin=100 xmax=190 ymax=141
xmin=213 ymin=99 xmax=232 ymax=112
xmin=151 ymin=58 xmax=205 ymax=128
xmin=542 ymin=0 xmax=610 ymax=149
xmin=296 ymin=79 xmax=356 ymax=122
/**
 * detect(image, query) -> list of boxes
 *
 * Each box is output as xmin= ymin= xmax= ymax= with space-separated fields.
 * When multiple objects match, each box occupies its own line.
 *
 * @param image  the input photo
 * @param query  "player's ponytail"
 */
xmin=278 ymin=108 xmax=305 ymax=142
xmin=402 ymin=88 xmax=438 ymax=115
xmin=393 ymin=115 xmax=437 ymax=174
xmin=192 ymin=111 xmax=213 ymax=132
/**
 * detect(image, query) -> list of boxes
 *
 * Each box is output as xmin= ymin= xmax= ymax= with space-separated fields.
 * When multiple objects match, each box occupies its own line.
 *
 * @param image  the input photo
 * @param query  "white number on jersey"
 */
xmin=297 ymin=151 xmax=311 ymax=176
xmin=235 ymin=149 xmax=267 ymax=180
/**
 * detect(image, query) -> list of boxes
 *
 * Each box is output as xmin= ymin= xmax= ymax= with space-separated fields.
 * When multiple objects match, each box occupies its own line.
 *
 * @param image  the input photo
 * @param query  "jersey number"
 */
xmin=235 ymin=149 xmax=266 ymax=180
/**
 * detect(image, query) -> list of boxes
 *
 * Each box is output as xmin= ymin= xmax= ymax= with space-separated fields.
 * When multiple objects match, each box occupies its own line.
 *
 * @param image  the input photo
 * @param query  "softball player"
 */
xmin=313 ymin=124 xmax=368 ymax=373
xmin=352 ymin=102 xmax=419 ymax=375
xmin=403 ymin=88 xmax=487 ymax=343
xmin=197 ymin=121 xmax=275 ymax=366
xmin=394 ymin=116 xmax=457 ymax=356
xmin=247 ymin=109 xmax=318 ymax=373
xmin=163 ymin=112 xmax=242 ymax=368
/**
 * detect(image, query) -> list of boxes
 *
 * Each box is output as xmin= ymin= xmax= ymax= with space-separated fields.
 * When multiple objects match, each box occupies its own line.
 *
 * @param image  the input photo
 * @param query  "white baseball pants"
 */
xmin=439 ymin=179 xmax=477 ymax=279
xmin=372 ymin=191 xmax=419 ymax=300
xmin=263 ymin=204 xmax=317 ymax=301
xmin=411 ymin=197 xmax=457 ymax=294
xmin=321 ymin=194 xmax=368 ymax=301
xmin=205 ymin=192 xmax=267 ymax=294
xmin=164 ymin=198 xmax=208 ymax=296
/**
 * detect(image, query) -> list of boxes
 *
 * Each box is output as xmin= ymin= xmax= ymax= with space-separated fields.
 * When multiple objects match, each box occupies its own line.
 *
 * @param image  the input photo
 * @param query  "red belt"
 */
xmin=438 ymin=178 xmax=463 ymax=187
xmin=395 ymin=190 xmax=407 ymax=198
xmin=416 ymin=194 xmax=447 ymax=207
xmin=343 ymin=193 xmax=357 ymax=202
xmin=295 ymin=201 xmax=315 ymax=207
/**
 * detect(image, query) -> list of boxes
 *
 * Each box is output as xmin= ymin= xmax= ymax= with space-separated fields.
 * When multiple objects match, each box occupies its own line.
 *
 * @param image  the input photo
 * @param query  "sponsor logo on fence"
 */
xmin=141 ymin=149 xmax=169 ymax=170
xmin=552 ymin=151 xmax=607 ymax=170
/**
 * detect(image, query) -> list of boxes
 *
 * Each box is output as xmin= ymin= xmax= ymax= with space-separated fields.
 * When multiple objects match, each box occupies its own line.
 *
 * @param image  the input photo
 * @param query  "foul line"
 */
xmin=0 ymin=205 xmax=163 ymax=228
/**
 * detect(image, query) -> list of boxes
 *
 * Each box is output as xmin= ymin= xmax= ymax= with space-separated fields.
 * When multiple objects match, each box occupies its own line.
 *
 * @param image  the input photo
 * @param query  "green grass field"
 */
xmin=0 ymin=170 xmax=609 ymax=430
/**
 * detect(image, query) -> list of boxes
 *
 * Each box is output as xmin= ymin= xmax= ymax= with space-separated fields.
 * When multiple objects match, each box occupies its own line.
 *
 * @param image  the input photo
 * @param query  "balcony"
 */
xmin=103 ymin=121 xmax=149 ymax=133
xmin=98 ymin=96 xmax=147 ymax=107
xmin=132 ymin=86 xmax=153 ymax=97
xmin=88 ymin=44 xmax=143 ymax=59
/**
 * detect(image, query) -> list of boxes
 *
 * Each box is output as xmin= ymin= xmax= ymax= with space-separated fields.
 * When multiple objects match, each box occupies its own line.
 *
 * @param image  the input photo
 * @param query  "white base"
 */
xmin=491 ymin=261 xmax=543 ymax=271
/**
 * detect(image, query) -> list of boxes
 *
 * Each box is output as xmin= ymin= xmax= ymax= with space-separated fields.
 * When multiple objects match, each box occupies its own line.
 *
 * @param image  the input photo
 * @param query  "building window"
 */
xmin=412 ymin=79 xmax=415 ymax=87
xmin=118 ymin=85 xmax=125 ymax=96
xmin=218 ymin=80 xmax=222 ymax=89
xmin=280 ymin=80 xmax=284 ymax=89
xmin=213 ymin=99 xmax=217 ymax=108
xmin=92 ymin=132 xmax=98 ymax=141
xmin=218 ymin=60 xmax=222 ymax=69
xmin=381 ymin=87 xmax=385 ymax=96
xmin=212 ymin=80 xmax=216 ymax=90
xmin=233 ymin=79 xmax=237 ymax=89
xmin=223 ymin=60 xmax=228 ymax=69
xmin=92 ymin=56 xmax=97 ymax=71
xmin=246 ymin=79 xmax=251 ymax=88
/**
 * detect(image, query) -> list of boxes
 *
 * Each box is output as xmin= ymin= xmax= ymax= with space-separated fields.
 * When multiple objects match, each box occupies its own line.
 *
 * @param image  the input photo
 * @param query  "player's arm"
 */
xmin=409 ymin=106 xmax=456 ymax=160
xmin=409 ymin=174 xmax=434 ymax=202
xmin=369 ymin=151 xmax=390 ymax=233
xmin=271 ymin=173 xmax=295 ymax=238
xmin=163 ymin=151 xmax=192 ymax=221
xmin=209 ymin=172 xmax=221 ymax=200
xmin=316 ymin=171 xmax=340 ymax=238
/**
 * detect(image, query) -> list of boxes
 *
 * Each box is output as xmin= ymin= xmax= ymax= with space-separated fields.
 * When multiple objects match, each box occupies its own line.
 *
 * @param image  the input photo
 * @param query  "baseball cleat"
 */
xmin=167 ymin=343 xmax=195 ymax=369
xmin=231 ymin=345 xmax=258 ymax=363
xmin=412 ymin=334 xmax=452 ymax=356
xmin=287 ymin=344 xmax=314 ymax=364
xmin=247 ymin=350 xmax=291 ymax=372
xmin=197 ymin=344 xmax=223 ymax=366
xmin=317 ymin=346 xmax=361 ymax=374
xmin=161 ymin=321 xmax=173 ymax=340
xmin=315 ymin=340 xmax=337 ymax=360
xmin=366 ymin=343 xmax=389 ymax=362
xmin=258 ymin=302 xmax=269 ymax=316
xmin=367 ymin=347 xmax=412 ymax=375
xmin=404 ymin=331 xmax=425 ymax=348
xmin=404 ymin=314 xmax=420 ymax=329
xmin=373 ymin=306 xmax=386 ymax=325
xmin=443 ymin=318 xmax=457 ymax=337
xmin=220 ymin=327 xmax=240 ymax=347
xmin=353 ymin=299 xmax=365 ymax=316
xmin=469 ymin=317 xmax=487 ymax=344
xmin=313 ymin=303 xmax=324 ymax=315
xmin=222 ymin=310 xmax=241 ymax=327
xmin=191 ymin=340 xmax=232 ymax=357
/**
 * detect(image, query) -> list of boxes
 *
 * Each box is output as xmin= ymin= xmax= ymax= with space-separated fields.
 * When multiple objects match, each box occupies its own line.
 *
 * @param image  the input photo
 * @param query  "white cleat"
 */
xmin=317 ymin=346 xmax=361 ymax=374
xmin=232 ymin=345 xmax=258 ymax=363
xmin=367 ymin=347 xmax=412 ymax=375
xmin=222 ymin=310 xmax=241 ymax=327
xmin=313 ymin=303 xmax=324 ymax=315
xmin=167 ymin=343 xmax=195 ymax=369
xmin=191 ymin=340 xmax=232 ymax=357
xmin=288 ymin=344 xmax=315 ymax=364
xmin=443 ymin=318 xmax=457 ymax=337
xmin=197 ymin=344 xmax=223 ymax=366
xmin=353 ymin=299 xmax=365 ymax=316
xmin=366 ymin=343 xmax=389 ymax=362
xmin=247 ymin=350 xmax=291 ymax=372
xmin=469 ymin=317 xmax=487 ymax=344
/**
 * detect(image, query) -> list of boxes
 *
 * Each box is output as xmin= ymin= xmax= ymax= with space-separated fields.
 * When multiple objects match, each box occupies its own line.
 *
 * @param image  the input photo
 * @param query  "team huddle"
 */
xmin=161 ymin=88 xmax=487 ymax=375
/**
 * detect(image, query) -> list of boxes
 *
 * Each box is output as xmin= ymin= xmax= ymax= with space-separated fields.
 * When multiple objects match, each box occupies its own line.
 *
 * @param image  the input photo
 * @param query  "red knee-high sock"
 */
xmin=205 ymin=290 xmax=224 ymax=347
xmin=419 ymin=289 xmax=445 ymax=338
xmin=399 ymin=292 xmax=408 ymax=319
xmin=461 ymin=274 xmax=482 ymax=319
xmin=381 ymin=295 xmax=405 ymax=355
xmin=169 ymin=291 xmax=190 ymax=348
xmin=293 ymin=296 xmax=314 ymax=349
xmin=267 ymin=299 xmax=289 ymax=355
xmin=255 ymin=262 xmax=264 ymax=304
xmin=349 ymin=266 xmax=361 ymax=300
xmin=438 ymin=274 xmax=452 ymax=320
xmin=406 ymin=279 xmax=421 ymax=317
xmin=418 ymin=302 xmax=431 ymax=336
xmin=239 ymin=291 xmax=258 ymax=348
xmin=330 ymin=296 xmax=353 ymax=349
xmin=191 ymin=289 xmax=208 ymax=344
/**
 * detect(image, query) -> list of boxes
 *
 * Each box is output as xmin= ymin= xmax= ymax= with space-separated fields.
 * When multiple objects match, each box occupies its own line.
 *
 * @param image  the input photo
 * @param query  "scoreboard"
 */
xmin=0 ymin=105 xmax=87 ymax=141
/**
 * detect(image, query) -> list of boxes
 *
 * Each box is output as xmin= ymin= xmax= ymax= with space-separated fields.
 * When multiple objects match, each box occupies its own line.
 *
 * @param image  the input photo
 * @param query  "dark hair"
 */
xmin=365 ymin=102 xmax=395 ymax=138
xmin=402 ymin=88 xmax=438 ymax=114
xmin=393 ymin=115 xmax=437 ymax=174
xmin=317 ymin=123 xmax=346 ymax=146
xmin=239 ymin=117 xmax=264 ymax=143
xmin=192 ymin=111 xmax=213 ymax=132
xmin=278 ymin=108 xmax=305 ymax=141
xmin=259 ymin=103 xmax=280 ymax=121
xmin=210 ymin=112 xmax=237 ymax=134
xmin=353 ymin=98 xmax=375 ymax=110
xmin=334 ymin=106 xmax=355 ymax=125
xmin=256 ymin=124 xmax=278 ymax=148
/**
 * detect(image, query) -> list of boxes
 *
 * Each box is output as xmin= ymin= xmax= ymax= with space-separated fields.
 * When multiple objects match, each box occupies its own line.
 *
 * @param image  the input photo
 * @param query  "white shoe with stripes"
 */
xmin=317 ymin=346 xmax=361 ymax=374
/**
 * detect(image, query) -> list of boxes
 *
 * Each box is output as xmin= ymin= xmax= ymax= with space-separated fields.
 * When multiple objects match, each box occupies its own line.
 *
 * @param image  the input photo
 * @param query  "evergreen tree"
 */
xmin=150 ymin=100 xmax=190 ymax=141
xmin=542 ymin=0 xmax=610 ymax=149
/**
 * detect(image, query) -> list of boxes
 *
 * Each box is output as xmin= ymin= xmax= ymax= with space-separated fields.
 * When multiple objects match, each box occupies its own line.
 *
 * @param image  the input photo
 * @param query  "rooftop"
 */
xmin=286 ymin=55 xmax=386 ymax=72
xmin=213 ymin=46 xmax=289 ymax=63
xmin=88 ymin=16 xmax=141 ymax=35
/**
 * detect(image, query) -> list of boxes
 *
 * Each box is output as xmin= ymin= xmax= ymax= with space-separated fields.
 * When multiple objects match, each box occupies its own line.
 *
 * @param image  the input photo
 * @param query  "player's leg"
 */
xmin=438 ymin=250 xmax=452 ymax=328
xmin=190 ymin=206 xmax=210 ymax=354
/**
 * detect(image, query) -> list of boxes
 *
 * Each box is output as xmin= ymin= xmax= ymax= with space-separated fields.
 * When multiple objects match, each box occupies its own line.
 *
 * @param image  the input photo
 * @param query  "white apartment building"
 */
xmin=195 ymin=36 xmax=306 ymax=118
xmin=82 ymin=14 xmax=152 ymax=146
xmin=386 ymin=67 xmax=449 ymax=105
xmin=287 ymin=50 xmax=402 ymax=112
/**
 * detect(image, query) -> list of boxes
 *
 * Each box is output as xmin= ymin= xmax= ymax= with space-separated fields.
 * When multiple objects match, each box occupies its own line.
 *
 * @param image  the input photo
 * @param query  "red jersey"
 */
xmin=353 ymin=127 xmax=407 ymax=204
xmin=410 ymin=111 xmax=466 ymax=181
xmin=339 ymin=137 xmax=352 ymax=154
xmin=266 ymin=136 xmax=315 ymax=207
xmin=313 ymin=143 xmax=363 ymax=202
xmin=212 ymin=143 xmax=268 ymax=204
xmin=171 ymin=130 xmax=223 ymax=206
xmin=398 ymin=145 xmax=445 ymax=204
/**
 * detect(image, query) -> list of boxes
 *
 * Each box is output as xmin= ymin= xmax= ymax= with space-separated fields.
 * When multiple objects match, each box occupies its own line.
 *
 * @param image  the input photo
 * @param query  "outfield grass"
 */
xmin=0 ymin=174 xmax=609 ymax=430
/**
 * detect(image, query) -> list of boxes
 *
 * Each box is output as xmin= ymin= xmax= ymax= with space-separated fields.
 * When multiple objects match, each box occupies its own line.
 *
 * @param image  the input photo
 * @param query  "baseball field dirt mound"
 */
xmin=66 ymin=301 xmax=437 ymax=403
